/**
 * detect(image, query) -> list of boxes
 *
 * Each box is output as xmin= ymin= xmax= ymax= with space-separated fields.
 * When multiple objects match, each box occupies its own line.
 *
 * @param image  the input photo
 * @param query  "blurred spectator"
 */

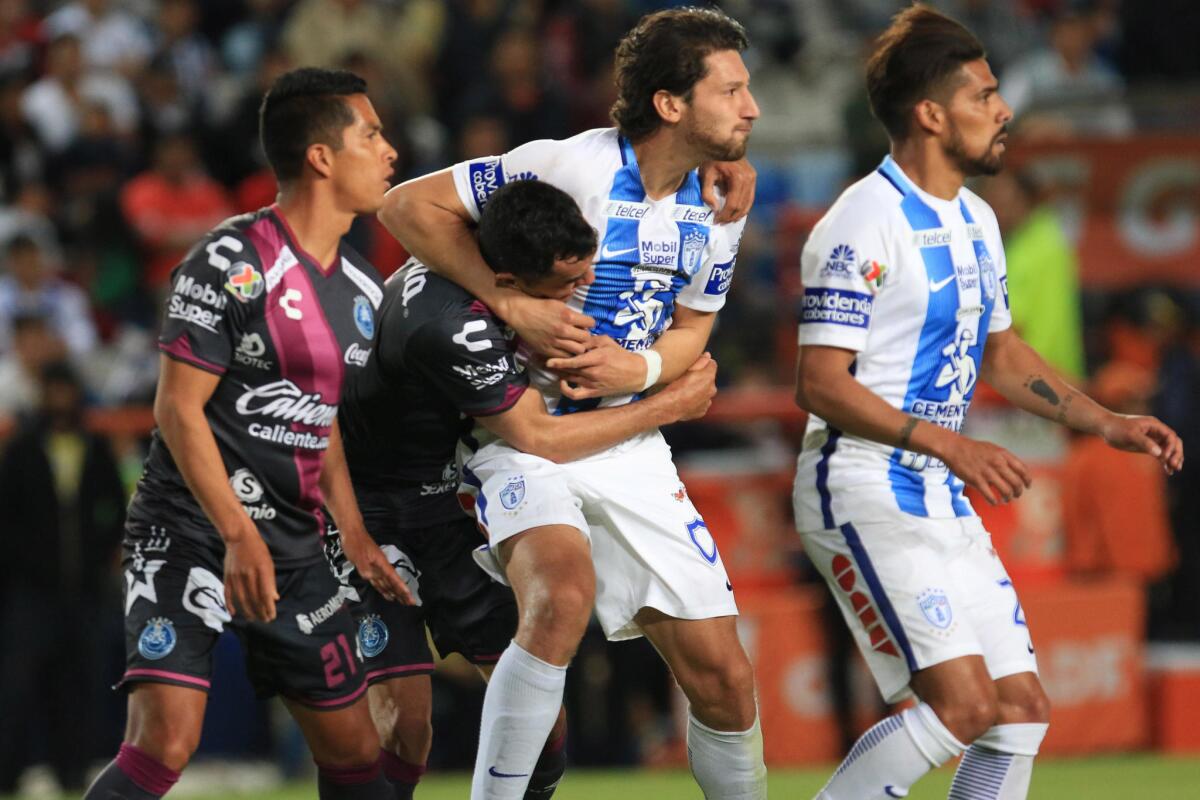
xmin=151 ymin=0 xmax=217 ymax=113
xmin=0 ymin=0 xmax=42 ymax=80
xmin=135 ymin=54 xmax=197 ymax=143
xmin=212 ymin=46 xmax=291 ymax=187
xmin=433 ymin=0 xmax=520 ymax=126
xmin=0 ymin=361 xmax=126 ymax=794
xmin=977 ymin=169 xmax=1085 ymax=380
xmin=0 ymin=312 xmax=61 ymax=418
xmin=221 ymin=0 xmax=292 ymax=76
xmin=282 ymin=0 xmax=445 ymax=114
xmin=1060 ymin=360 xmax=1176 ymax=581
xmin=0 ymin=76 xmax=45 ymax=198
xmin=19 ymin=33 xmax=139 ymax=152
xmin=1001 ymin=0 xmax=1134 ymax=136
xmin=0 ymin=234 xmax=96 ymax=358
xmin=456 ymin=26 xmax=570 ymax=145
xmin=119 ymin=132 xmax=232 ymax=289
xmin=43 ymin=0 xmax=153 ymax=78
xmin=932 ymin=0 xmax=1043 ymax=73
xmin=0 ymin=181 xmax=60 ymax=263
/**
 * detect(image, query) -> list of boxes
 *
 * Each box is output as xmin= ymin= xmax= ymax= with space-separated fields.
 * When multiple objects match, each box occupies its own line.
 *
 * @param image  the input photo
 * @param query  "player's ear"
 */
xmin=653 ymin=89 xmax=685 ymax=125
xmin=913 ymin=99 xmax=946 ymax=136
xmin=305 ymin=143 xmax=335 ymax=179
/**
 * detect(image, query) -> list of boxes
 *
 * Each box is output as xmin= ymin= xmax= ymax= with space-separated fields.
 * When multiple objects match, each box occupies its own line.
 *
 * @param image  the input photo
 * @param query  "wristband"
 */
xmin=637 ymin=349 xmax=663 ymax=391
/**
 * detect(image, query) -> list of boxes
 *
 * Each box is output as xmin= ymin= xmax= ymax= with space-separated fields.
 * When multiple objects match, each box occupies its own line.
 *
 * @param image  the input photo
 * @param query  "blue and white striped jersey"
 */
xmin=451 ymin=128 xmax=745 ymax=415
xmin=794 ymin=156 xmax=1012 ymax=528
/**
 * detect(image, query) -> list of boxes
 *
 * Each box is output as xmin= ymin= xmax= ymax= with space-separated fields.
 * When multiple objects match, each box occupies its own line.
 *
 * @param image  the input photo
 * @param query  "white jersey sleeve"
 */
xmin=451 ymin=137 xmax=574 ymax=222
xmin=798 ymin=203 xmax=891 ymax=352
xmin=982 ymin=207 xmax=1012 ymax=334
xmin=677 ymin=216 xmax=745 ymax=313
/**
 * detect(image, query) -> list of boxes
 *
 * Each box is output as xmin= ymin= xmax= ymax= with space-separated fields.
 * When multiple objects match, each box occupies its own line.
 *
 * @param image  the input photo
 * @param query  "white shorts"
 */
xmin=798 ymin=513 xmax=1038 ymax=703
xmin=459 ymin=430 xmax=738 ymax=641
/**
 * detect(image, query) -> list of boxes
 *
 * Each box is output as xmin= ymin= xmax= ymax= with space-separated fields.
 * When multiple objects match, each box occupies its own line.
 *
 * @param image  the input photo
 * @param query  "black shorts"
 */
xmin=120 ymin=523 xmax=366 ymax=710
xmin=325 ymin=513 xmax=517 ymax=684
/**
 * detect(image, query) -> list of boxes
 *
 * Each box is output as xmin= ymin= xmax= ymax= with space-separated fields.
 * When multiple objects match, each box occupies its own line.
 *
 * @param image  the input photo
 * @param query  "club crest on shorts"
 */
xmin=357 ymin=613 xmax=389 ymax=659
xmin=686 ymin=518 xmax=718 ymax=565
xmin=499 ymin=476 xmax=525 ymax=510
xmin=138 ymin=617 xmax=177 ymax=660
xmin=917 ymin=588 xmax=953 ymax=629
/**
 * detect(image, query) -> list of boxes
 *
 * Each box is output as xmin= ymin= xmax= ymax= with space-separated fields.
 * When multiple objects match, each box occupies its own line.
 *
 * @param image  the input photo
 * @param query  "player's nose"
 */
xmin=742 ymin=90 xmax=761 ymax=121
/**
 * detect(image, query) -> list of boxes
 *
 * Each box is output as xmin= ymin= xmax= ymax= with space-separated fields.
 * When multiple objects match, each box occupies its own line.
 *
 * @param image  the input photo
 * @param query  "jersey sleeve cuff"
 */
xmin=677 ymin=295 xmax=726 ymax=314
xmin=467 ymin=382 xmax=527 ymax=418
xmin=450 ymin=162 xmax=485 ymax=222
xmin=797 ymin=325 xmax=867 ymax=352
xmin=158 ymin=338 xmax=228 ymax=376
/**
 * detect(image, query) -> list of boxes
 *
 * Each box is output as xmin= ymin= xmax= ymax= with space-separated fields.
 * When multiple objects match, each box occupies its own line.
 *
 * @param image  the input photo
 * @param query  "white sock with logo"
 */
xmin=471 ymin=641 xmax=566 ymax=800
xmin=947 ymin=723 xmax=1048 ymax=800
xmin=687 ymin=711 xmax=768 ymax=799
xmin=817 ymin=703 xmax=966 ymax=800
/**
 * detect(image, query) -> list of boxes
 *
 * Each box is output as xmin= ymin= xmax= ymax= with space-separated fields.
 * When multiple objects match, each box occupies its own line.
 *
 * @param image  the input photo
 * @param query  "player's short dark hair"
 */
xmin=866 ymin=4 xmax=986 ymax=141
xmin=611 ymin=6 xmax=749 ymax=142
xmin=477 ymin=181 xmax=597 ymax=281
xmin=259 ymin=67 xmax=367 ymax=182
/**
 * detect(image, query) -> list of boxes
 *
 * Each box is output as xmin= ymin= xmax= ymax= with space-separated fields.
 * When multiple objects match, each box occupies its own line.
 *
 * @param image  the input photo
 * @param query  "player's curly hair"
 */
xmin=477 ymin=181 xmax=597 ymax=280
xmin=610 ymin=7 xmax=748 ymax=143
xmin=866 ymin=4 xmax=986 ymax=140
xmin=259 ymin=68 xmax=367 ymax=182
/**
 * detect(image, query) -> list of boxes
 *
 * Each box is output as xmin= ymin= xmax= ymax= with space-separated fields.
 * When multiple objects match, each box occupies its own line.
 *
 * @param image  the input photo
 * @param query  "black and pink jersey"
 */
xmin=338 ymin=259 xmax=527 ymax=527
xmin=127 ymin=206 xmax=383 ymax=567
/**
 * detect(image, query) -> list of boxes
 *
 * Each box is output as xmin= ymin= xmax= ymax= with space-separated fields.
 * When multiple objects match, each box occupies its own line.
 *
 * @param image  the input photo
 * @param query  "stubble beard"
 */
xmin=683 ymin=116 xmax=749 ymax=163
xmin=946 ymin=122 xmax=1004 ymax=177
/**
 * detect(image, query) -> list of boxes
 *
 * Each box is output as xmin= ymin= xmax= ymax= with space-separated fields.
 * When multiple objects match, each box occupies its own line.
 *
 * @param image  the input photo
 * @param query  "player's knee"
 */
xmin=1002 ymin=682 xmax=1051 ymax=725
xmin=384 ymin=712 xmax=433 ymax=762
xmin=129 ymin=724 xmax=200 ymax=773
xmin=523 ymin=581 xmax=592 ymax=643
xmin=938 ymin=695 xmax=1000 ymax=744
xmin=682 ymin=652 xmax=757 ymax=729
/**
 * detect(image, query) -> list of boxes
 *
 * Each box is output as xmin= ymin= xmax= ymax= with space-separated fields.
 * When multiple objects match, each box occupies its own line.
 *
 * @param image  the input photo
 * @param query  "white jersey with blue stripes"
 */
xmin=794 ymin=156 xmax=1012 ymax=528
xmin=451 ymin=127 xmax=744 ymax=416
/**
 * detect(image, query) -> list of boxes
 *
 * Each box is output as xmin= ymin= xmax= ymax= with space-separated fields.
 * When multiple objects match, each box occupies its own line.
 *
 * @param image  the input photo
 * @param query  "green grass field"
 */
xmin=155 ymin=755 xmax=1199 ymax=799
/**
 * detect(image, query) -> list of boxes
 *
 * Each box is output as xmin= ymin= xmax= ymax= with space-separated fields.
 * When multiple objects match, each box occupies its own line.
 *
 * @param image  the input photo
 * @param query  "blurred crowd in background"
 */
xmin=1 ymin=0 xmax=1199 ymax=795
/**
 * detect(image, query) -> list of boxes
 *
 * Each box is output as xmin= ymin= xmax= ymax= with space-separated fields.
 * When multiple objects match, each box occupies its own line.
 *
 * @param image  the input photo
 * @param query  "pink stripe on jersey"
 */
xmin=247 ymin=214 xmax=345 ymax=533
xmin=122 ymin=668 xmax=212 ymax=689
xmin=158 ymin=337 xmax=226 ymax=375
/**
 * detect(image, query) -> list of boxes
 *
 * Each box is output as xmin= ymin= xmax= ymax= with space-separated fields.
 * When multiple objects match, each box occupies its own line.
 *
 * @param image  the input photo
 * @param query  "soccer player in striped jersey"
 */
xmin=793 ymin=7 xmax=1183 ymax=800
xmin=380 ymin=8 xmax=766 ymax=799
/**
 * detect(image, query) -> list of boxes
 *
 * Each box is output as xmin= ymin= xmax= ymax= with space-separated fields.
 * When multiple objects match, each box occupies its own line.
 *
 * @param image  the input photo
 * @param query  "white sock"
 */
xmin=686 ymin=711 xmax=768 ymax=799
xmin=471 ymin=642 xmax=566 ymax=800
xmin=947 ymin=723 xmax=1048 ymax=800
xmin=817 ymin=703 xmax=966 ymax=800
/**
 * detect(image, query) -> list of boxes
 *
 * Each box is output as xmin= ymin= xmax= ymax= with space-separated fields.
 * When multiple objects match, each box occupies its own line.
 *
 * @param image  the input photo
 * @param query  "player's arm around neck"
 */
xmin=796 ymin=345 xmax=1031 ymax=505
xmin=378 ymin=171 xmax=593 ymax=357
xmin=981 ymin=328 xmax=1184 ymax=474
xmin=479 ymin=354 xmax=718 ymax=463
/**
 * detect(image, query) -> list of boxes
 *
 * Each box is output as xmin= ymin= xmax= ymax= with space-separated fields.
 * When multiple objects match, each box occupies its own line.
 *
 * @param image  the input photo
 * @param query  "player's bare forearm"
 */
xmin=981 ymin=329 xmax=1108 ymax=435
xmin=480 ymin=363 xmax=714 ymax=463
xmin=378 ymin=171 xmax=508 ymax=307
xmin=795 ymin=346 xmax=954 ymax=460
xmin=154 ymin=355 xmax=257 ymax=544
xmin=318 ymin=419 xmax=367 ymax=537
xmin=651 ymin=305 xmax=716 ymax=383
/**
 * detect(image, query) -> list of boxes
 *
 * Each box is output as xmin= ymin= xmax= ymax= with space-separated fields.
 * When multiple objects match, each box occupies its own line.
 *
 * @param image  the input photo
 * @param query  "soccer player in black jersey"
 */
xmin=84 ymin=69 xmax=412 ymax=800
xmin=331 ymin=180 xmax=719 ymax=798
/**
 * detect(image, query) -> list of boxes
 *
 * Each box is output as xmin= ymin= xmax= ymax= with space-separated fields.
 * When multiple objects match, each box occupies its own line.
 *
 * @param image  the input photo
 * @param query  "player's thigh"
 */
xmin=120 ymin=527 xmax=226 ymax=696
xmin=460 ymin=445 xmax=589 ymax=555
xmin=950 ymin=518 xmax=1040 ymax=686
xmin=800 ymin=517 xmax=985 ymax=704
xmin=636 ymin=610 xmax=754 ymax=697
xmin=236 ymin=561 xmax=367 ymax=711
xmin=501 ymin=524 xmax=595 ymax=618
xmin=568 ymin=434 xmax=737 ymax=642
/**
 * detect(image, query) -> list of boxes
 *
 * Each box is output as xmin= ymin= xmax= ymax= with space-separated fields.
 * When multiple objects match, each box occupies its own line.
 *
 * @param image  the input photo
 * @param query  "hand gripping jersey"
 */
xmin=127 ymin=206 xmax=383 ymax=567
xmin=451 ymin=128 xmax=744 ymax=415
xmin=794 ymin=156 xmax=1012 ymax=528
xmin=338 ymin=259 xmax=528 ymax=525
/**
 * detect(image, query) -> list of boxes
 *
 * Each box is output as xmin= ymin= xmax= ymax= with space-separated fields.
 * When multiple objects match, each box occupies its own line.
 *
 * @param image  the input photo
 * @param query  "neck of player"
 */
xmin=632 ymin=134 xmax=700 ymax=201
xmin=891 ymin=137 xmax=966 ymax=201
xmin=275 ymin=187 xmax=356 ymax=270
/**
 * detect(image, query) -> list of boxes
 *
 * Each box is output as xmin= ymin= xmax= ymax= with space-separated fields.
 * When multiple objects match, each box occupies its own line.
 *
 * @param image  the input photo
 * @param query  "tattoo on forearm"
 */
xmin=1025 ymin=375 xmax=1060 ymax=406
xmin=899 ymin=417 xmax=918 ymax=449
